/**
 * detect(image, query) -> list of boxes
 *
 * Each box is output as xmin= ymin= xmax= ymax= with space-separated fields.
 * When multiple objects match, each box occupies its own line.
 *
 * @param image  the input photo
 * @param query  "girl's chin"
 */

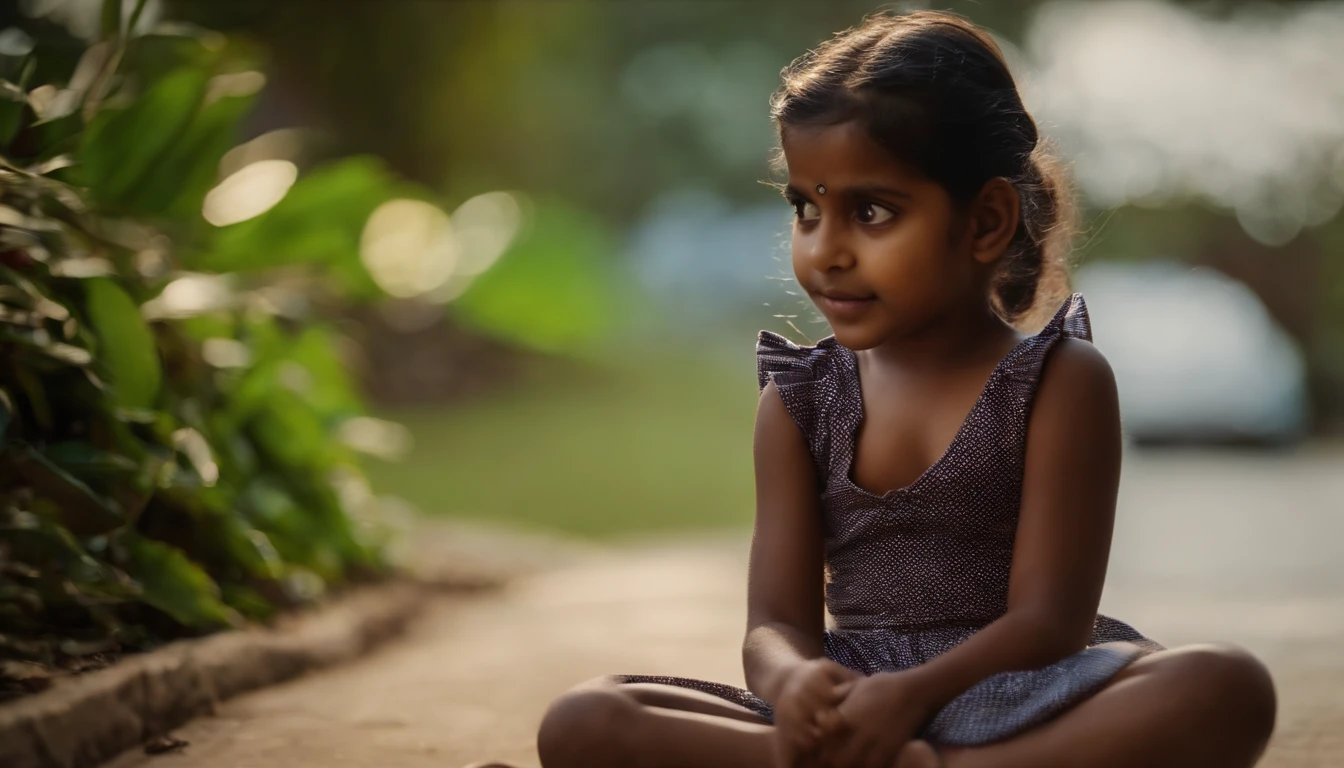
xmin=828 ymin=323 xmax=887 ymax=351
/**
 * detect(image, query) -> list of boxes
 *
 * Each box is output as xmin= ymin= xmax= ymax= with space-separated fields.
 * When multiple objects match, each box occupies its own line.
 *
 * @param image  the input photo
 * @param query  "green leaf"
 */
xmin=0 ymin=80 xmax=26 ymax=147
xmin=0 ymin=325 xmax=94 ymax=368
xmin=0 ymin=512 xmax=85 ymax=566
xmin=0 ymin=387 xmax=12 ymax=444
xmin=12 ymin=446 xmax=124 ymax=535
xmin=83 ymin=278 xmax=161 ymax=409
xmin=241 ymin=478 xmax=334 ymax=575
xmin=122 ymin=535 xmax=237 ymax=627
xmin=286 ymin=328 xmax=363 ymax=419
xmin=215 ymin=515 xmax=283 ymax=580
xmin=127 ymin=0 xmax=150 ymax=36
xmin=119 ymin=31 xmax=222 ymax=88
xmin=43 ymin=441 xmax=140 ymax=481
xmin=129 ymin=84 xmax=256 ymax=216
xmin=101 ymin=0 xmax=123 ymax=42
xmin=249 ymin=392 xmax=333 ymax=471
xmin=29 ymin=111 xmax=84 ymax=160
xmin=14 ymin=366 xmax=51 ymax=429
xmin=219 ymin=583 xmax=275 ymax=622
xmin=79 ymin=68 xmax=206 ymax=206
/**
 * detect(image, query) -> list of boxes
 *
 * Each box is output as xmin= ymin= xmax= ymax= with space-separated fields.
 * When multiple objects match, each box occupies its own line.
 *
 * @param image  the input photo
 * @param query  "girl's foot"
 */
xmin=895 ymin=740 xmax=942 ymax=768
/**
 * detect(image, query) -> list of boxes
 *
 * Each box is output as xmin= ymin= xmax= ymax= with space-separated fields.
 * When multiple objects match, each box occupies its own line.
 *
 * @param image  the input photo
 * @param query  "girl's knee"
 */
xmin=538 ymin=680 xmax=640 ymax=767
xmin=1173 ymin=644 xmax=1277 ymax=741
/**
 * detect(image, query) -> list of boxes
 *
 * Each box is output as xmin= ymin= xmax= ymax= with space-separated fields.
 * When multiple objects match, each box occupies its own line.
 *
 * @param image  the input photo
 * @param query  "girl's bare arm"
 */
xmin=742 ymin=381 xmax=830 ymax=704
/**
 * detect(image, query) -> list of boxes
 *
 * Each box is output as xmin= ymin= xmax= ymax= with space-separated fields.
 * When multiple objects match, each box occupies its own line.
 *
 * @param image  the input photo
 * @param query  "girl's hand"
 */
xmin=823 ymin=671 xmax=933 ymax=768
xmin=772 ymin=658 xmax=860 ymax=767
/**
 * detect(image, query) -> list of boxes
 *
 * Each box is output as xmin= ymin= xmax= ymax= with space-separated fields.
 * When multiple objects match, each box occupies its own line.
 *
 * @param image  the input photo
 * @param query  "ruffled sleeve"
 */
xmin=1041 ymin=292 xmax=1092 ymax=341
xmin=756 ymin=331 xmax=824 ymax=391
xmin=756 ymin=331 xmax=840 ymax=466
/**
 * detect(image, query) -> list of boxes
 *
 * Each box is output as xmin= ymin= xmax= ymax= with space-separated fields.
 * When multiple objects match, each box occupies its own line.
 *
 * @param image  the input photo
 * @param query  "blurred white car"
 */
xmin=1074 ymin=262 xmax=1309 ymax=445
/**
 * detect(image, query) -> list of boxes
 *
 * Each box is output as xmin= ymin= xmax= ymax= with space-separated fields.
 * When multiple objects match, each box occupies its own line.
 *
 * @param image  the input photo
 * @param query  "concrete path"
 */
xmin=104 ymin=448 xmax=1344 ymax=767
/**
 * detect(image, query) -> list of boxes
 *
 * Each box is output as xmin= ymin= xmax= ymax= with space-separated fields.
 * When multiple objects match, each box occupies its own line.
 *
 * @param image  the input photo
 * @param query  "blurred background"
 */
xmin=2 ymin=0 xmax=1342 ymax=683
xmin=146 ymin=0 xmax=1344 ymax=537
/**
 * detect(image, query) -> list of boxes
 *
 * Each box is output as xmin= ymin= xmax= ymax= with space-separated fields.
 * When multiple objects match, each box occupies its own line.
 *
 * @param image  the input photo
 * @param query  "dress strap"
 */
xmin=998 ymin=293 xmax=1095 ymax=393
xmin=1043 ymin=292 xmax=1092 ymax=342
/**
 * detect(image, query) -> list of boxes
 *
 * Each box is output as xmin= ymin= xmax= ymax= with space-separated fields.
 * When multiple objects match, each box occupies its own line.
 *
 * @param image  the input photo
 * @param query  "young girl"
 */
xmin=478 ymin=10 xmax=1277 ymax=768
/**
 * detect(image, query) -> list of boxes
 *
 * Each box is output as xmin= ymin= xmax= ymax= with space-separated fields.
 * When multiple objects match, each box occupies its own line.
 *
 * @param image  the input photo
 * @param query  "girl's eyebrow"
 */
xmin=783 ymin=183 xmax=913 ymax=200
xmin=833 ymin=183 xmax=914 ymax=200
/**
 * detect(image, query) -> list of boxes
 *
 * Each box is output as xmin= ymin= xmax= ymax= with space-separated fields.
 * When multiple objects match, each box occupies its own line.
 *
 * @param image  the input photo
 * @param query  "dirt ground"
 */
xmin=103 ymin=448 xmax=1344 ymax=767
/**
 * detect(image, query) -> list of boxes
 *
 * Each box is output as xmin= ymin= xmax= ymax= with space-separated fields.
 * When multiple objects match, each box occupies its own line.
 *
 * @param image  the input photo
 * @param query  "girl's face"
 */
xmin=781 ymin=121 xmax=983 ymax=351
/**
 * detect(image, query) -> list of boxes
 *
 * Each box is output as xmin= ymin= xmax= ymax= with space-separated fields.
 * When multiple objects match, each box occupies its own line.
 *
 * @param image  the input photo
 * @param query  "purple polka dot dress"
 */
xmin=617 ymin=294 xmax=1163 ymax=746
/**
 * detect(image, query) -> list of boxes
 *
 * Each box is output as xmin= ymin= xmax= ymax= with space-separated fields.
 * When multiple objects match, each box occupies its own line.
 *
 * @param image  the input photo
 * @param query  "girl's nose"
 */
xmin=804 ymin=219 xmax=857 ymax=273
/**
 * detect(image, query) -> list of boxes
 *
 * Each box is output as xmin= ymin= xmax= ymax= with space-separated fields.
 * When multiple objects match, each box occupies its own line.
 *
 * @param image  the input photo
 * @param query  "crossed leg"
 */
xmin=511 ymin=642 xmax=1275 ymax=768
xmin=537 ymin=678 xmax=777 ymax=768
xmin=943 ymin=643 xmax=1277 ymax=768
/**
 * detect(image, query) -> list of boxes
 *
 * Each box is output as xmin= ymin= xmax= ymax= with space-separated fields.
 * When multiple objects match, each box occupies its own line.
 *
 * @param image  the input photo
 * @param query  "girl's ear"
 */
xmin=968 ymin=177 xmax=1021 ymax=265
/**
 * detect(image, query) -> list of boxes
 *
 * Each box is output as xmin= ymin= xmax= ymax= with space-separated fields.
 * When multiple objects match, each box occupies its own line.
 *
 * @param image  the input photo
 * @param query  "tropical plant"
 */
xmin=0 ymin=0 xmax=404 ymax=681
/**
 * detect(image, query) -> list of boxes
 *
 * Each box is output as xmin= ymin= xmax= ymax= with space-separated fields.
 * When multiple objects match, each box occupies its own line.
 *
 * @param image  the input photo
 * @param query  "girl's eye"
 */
xmin=792 ymin=200 xmax=821 ymax=222
xmin=856 ymin=202 xmax=895 ymax=225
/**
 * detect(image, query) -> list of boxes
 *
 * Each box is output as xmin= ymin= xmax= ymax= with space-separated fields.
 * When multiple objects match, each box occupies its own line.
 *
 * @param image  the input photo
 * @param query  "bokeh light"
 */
xmin=202 ymin=159 xmax=298 ymax=227
xmin=359 ymin=199 xmax=458 ymax=299
xmin=450 ymin=191 xmax=524 ymax=277
xmin=141 ymin=273 xmax=234 ymax=320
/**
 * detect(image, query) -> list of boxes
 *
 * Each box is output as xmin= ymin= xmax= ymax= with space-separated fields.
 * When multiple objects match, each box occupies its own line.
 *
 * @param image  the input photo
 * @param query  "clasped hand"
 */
xmin=773 ymin=660 xmax=930 ymax=768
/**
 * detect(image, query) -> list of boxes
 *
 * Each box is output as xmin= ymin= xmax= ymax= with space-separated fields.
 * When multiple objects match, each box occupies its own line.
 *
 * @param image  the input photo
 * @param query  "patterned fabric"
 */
xmin=617 ymin=294 xmax=1163 ymax=746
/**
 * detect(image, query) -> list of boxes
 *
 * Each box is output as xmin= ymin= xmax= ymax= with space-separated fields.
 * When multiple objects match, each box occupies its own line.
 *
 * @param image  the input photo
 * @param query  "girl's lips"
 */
xmin=816 ymin=293 xmax=876 ymax=321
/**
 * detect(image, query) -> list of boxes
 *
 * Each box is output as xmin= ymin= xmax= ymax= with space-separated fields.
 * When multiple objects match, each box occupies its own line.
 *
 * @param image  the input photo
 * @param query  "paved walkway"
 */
xmin=105 ymin=448 xmax=1344 ymax=767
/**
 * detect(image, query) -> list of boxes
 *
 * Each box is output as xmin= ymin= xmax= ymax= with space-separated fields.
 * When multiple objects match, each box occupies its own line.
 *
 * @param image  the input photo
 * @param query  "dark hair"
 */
xmin=770 ymin=11 xmax=1074 ymax=327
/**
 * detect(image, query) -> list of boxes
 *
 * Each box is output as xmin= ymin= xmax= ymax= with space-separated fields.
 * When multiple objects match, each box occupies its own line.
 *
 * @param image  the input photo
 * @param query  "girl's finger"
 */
xmin=812 ymin=706 xmax=835 ymax=731
xmin=808 ymin=682 xmax=846 ymax=710
xmin=789 ymin=720 xmax=821 ymax=749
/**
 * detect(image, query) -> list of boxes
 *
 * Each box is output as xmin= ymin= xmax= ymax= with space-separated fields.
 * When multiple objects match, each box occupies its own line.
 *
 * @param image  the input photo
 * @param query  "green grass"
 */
xmin=366 ymin=350 xmax=760 ymax=539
